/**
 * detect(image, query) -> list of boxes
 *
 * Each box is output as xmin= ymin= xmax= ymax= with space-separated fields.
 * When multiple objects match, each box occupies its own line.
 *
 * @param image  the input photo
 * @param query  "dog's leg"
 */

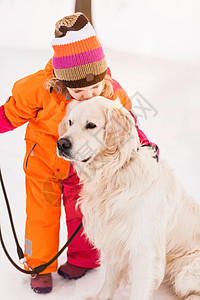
xmin=129 ymin=251 xmax=155 ymax=300
xmin=129 ymin=214 xmax=166 ymax=300
xmin=86 ymin=262 xmax=122 ymax=300
xmin=153 ymin=238 xmax=166 ymax=290
xmin=167 ymin=251 xmax=200 ymax=300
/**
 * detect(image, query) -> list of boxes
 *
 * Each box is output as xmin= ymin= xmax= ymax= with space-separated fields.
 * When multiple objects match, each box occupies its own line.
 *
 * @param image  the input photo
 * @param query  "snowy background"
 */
xmin=0 ymin=0 xmax=200 ymax=299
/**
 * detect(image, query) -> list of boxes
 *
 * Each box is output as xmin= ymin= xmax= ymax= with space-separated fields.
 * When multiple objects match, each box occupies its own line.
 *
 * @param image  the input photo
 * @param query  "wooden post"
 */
xmin=75 ymin=0 xmax=93 ymax=26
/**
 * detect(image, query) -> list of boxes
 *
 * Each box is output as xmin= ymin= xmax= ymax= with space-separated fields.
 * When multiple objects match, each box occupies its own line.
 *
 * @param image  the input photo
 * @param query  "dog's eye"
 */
xmin=85 ymin=122 xmax=97 ymax=129
xmin=69 ymin=120 xmax=72 ymax=126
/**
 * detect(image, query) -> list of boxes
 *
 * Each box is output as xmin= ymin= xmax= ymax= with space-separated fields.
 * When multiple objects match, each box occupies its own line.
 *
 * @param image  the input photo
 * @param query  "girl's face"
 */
xmin=67 ymin=81 xmax=103 ymax=101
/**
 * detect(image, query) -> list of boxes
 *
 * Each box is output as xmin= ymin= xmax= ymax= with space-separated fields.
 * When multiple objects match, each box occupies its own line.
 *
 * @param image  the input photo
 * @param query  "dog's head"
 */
xmin=57 ymin=96 xmax=139 ymax=163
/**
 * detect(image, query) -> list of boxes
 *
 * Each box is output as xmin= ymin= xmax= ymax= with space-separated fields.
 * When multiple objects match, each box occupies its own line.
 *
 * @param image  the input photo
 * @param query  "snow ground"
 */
xmin=0 ymin=46 xmax=200 ymax=300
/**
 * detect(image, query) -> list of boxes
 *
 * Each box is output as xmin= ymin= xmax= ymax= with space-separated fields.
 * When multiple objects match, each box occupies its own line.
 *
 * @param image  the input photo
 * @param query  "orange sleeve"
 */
xmin=4 ymin=71 xmax=45 ymax=127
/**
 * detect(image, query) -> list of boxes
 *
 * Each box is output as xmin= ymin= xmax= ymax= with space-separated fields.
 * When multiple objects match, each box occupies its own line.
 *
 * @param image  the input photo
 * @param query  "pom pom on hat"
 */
xmin=51 ymin=12 xmax=107 ymax=88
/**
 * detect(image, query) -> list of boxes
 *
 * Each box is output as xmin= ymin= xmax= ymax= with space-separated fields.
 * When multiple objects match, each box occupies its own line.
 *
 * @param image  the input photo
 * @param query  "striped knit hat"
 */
xmin=51 ymin=12 xmax=107 ymax=88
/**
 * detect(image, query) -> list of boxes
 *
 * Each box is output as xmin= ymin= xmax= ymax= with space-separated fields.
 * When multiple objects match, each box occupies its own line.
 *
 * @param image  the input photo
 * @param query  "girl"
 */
xmin=0 ymin=12 xmax=156 ymax=294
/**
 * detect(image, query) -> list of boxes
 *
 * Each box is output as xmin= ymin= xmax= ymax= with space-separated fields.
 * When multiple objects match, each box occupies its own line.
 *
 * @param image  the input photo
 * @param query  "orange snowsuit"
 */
xmin=2 ymin=59 xmax=137 ymax=273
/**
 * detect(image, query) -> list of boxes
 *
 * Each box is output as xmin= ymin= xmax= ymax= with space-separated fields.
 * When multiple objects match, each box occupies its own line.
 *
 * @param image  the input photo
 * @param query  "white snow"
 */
xmin=1 ymin=0 xmax=200 ymax=63
xmin=0 ymin=1 xmax=200 ymax=299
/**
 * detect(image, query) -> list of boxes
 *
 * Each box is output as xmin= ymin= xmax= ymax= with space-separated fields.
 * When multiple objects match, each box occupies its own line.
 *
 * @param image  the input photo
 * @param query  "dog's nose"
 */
xmin=57 ymin=138 xmax=72 ymax=151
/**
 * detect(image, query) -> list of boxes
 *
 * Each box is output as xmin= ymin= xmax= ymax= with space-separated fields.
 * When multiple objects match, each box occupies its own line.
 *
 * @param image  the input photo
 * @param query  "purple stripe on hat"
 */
xmin=53 ymin=47 xmax=105 ymax=69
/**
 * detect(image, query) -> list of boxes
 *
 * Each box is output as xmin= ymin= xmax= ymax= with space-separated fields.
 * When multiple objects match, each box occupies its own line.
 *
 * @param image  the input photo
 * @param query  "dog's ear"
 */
xmin=104 ymin=99 xmax=135 ymax=149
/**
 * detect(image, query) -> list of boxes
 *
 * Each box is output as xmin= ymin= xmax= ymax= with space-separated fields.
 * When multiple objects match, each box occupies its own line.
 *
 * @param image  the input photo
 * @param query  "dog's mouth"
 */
xmin=58 ymin=150 xmax=75 ymax=161
xmin=57 ymin=140 xmax=93 ymax=163
xmin=81 ymin=156 xmax=91 ymax=163
xmin=58 ymin=149 xmax=91 ymax=163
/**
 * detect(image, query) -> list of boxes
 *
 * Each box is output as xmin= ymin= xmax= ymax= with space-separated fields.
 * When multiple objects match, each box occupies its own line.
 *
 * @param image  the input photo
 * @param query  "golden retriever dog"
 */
xmin=57 ymin=96 xmax=200 ymax=300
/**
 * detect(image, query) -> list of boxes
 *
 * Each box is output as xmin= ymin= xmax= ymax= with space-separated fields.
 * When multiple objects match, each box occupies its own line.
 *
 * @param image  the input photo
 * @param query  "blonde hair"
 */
xmin=45 ymin=73 xmax=114 ymax=99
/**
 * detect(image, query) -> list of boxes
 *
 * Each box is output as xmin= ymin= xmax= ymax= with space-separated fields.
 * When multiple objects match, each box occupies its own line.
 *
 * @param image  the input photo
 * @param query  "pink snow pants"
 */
xmin=62 ymin=164 xmax=100 ymax=268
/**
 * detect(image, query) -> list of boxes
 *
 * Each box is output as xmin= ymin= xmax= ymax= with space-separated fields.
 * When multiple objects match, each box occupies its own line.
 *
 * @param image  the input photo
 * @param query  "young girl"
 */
xmin=0 ymin=12 xmax=157 ymax=294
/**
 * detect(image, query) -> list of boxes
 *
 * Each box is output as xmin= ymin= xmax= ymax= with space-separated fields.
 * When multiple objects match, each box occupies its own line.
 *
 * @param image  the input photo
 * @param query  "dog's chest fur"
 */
xmin=76 ymin=151 xmax=160 ymax=259
xmin=81 ymin=183 xmax=133 ymax=250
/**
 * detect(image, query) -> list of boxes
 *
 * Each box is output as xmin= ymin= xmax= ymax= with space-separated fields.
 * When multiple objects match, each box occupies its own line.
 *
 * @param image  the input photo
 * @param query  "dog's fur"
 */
xmin=57 ymin=96 xmax=200 ymax=300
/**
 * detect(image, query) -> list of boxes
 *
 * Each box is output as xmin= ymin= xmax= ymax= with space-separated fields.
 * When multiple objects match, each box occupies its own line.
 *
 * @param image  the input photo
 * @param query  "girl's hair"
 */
xmin=45 ymin=73 xmax=114 ymax=99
